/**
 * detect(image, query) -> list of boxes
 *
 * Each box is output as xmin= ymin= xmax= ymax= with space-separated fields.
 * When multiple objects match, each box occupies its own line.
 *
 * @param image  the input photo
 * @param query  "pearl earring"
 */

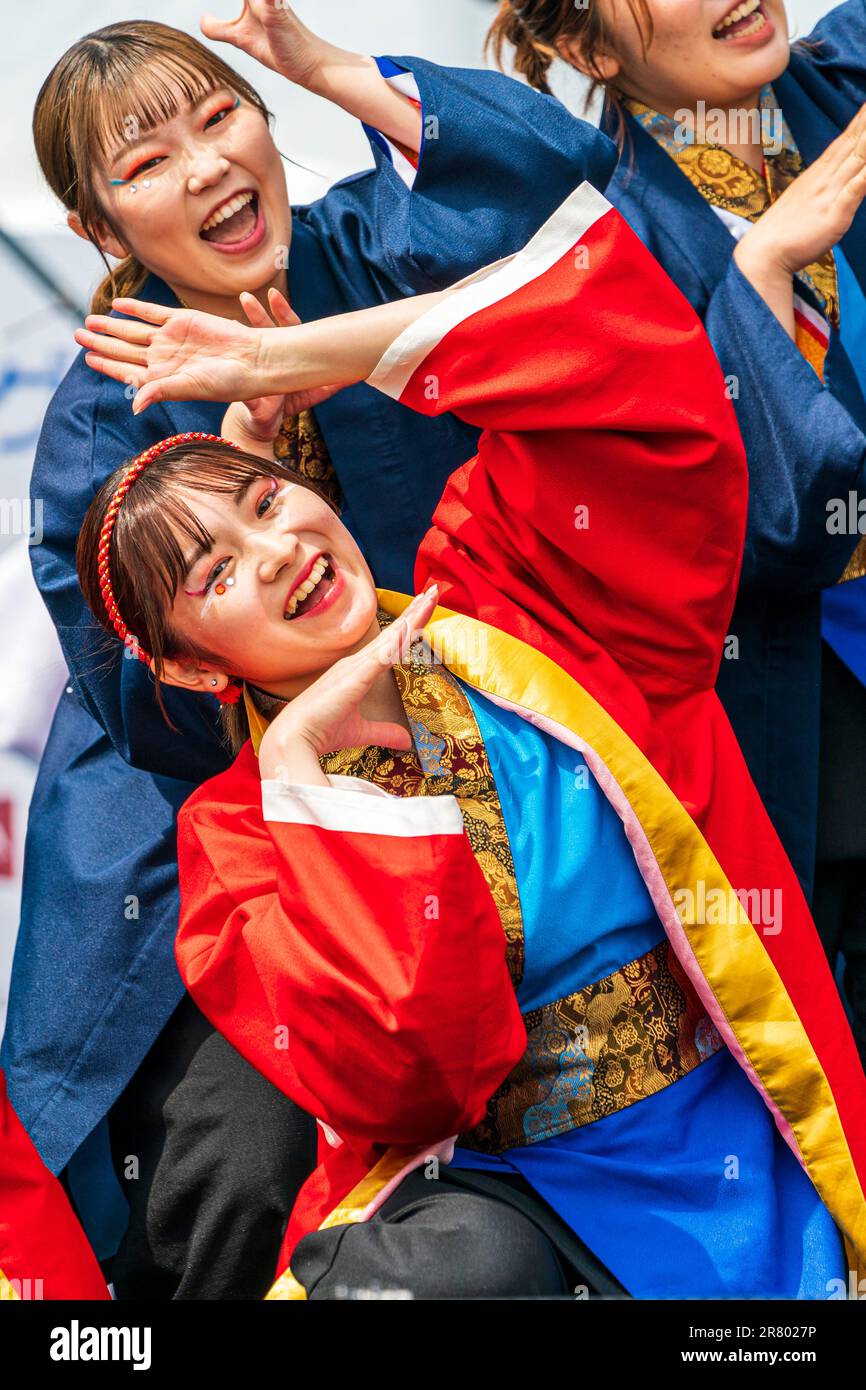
xmin=142 ymin=180 xmax=151 ymax=189
xmin=210 ymin=678 xmax=218 ymax=687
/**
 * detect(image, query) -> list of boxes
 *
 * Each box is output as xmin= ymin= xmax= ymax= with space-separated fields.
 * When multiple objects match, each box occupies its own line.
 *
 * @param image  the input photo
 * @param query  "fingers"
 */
xmin=268 ymin=288 xmax=301 ymax=327
xmin=376 ymin=585 xmax=440 ymax=667
xmin=132 ymin=380 xmax=173 ymax=415
xmin=83 ymin=353 xmax=146 ymax=389
xmin=84 ymin=314 xmax=154 ymax=346
xmin=359 ymin=721 xmax=414 ymax=752
xmin=75 ymin=327 xmax=149 ymax=367
xmin=111 ymin=298 xmax=176 ymax=326
xmin=200 ymin=11 xmax=243 ymax=45
xmin=239 ymin=291 xmax=275 ymax=330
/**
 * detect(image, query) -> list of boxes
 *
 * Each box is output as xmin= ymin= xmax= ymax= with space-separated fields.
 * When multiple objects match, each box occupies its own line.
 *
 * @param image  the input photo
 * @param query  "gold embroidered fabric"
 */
xmin=626 ymin=87 xmax=839 ymax=364
xmin=274 ymin=409 xmax=342 ymax=511
xmin=461 ymin=937 xmax=724 ymax=1153
xmin=321 ymin=612 xmax=526 ymax=983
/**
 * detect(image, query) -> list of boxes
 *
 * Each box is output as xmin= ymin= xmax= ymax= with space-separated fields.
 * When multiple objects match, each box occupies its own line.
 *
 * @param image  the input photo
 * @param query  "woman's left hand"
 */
xmin=200 ymin=2 xmax=324 ymax=87
xmin=76 ymin=300 xmax=265 ymax=412
xmin=75 ymin=295 xmax=340 ymax=415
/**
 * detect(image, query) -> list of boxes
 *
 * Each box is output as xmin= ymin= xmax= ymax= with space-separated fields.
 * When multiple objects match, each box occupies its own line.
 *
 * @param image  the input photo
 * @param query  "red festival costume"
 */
xmin=175 ymin=185 xmax=866 ymax=1294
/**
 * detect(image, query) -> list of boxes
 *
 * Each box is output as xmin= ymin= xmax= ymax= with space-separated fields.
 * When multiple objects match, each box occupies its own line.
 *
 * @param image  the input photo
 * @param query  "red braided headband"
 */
xmin=97 ymin=431 xmax=244 ymax=706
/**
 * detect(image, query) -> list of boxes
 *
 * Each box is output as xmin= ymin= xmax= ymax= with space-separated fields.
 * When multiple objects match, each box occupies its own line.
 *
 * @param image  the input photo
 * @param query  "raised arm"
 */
xmin=200 ymin=2 xmax=422 ymax=153
xmin=368 ymin=186 xmax=749 ymax=692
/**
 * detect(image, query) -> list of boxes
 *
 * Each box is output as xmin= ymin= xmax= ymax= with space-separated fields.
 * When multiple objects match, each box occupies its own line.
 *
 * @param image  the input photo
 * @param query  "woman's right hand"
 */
xmin=734 ymin=102 xmax=866 ymax=284
xmin=258 ymin=586 xmax=440 ymax=785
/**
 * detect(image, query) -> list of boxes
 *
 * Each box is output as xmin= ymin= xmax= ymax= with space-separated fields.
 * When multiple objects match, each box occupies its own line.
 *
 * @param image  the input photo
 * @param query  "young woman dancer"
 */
xmin=6 ymin=6 xmax=612 ymax=1299
xmin=489 ymin=0 xmax=866 ymax=1066
xmin=76 ymin=188 xmax=866 ymax=1299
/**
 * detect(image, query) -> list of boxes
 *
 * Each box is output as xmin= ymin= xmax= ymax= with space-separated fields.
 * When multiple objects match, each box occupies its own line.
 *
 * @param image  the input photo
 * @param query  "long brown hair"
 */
xmin=486 ymin=0 xmax=653 ymax=149
xmin=77 ymin=443 xmax=332 ymax=752
xmin=33 ymin=21 xmax=271 ymax=315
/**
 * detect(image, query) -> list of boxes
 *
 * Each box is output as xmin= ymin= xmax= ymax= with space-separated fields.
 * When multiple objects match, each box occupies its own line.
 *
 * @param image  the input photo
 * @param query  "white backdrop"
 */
xmin=0 ymin=0 xmax=838 ymax=1032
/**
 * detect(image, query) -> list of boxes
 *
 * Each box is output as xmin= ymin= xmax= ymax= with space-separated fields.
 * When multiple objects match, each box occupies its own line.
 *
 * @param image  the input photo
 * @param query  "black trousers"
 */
xmin=814 ymin=644 xmax=866 ymax=1074
xmin=107 ymin=992 xmax=317 ymax=1300
xmin=292 ymin=1166 xmax=628 ymax=1300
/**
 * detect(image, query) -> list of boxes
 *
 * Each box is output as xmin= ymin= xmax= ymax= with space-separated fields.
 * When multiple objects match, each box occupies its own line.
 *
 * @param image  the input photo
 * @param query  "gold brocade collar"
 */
xmin=624 ymin=85 xmax=840 ymax=332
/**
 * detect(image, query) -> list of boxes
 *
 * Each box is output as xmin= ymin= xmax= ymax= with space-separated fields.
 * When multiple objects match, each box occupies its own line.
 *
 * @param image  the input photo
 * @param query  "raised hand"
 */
xmin=735 ymin=102 xmax=866 ymax=290
xmin=200 ymin=2 xmax=323 ymax=85
xmin=75 ymin=300 xmax=265 ymax=413
xmin=258 ymin=586 xmax=441 ymax=784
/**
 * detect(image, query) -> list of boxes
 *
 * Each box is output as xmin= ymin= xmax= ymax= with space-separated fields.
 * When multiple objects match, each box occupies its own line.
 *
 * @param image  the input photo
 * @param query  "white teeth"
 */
xmin=713 ymin=0 xmax=760 ymax=32
xmin=284 ymin=556 xmax=328 ymax=618
xmin=201 ymin=190 xmax=254 ymax=232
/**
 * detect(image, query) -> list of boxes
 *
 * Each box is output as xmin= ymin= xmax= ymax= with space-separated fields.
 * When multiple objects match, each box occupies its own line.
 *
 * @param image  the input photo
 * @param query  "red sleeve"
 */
xmin=0 ymin=1071 xmax=108 ymax=1300
xmin=369 ymin=182 xmax=748 ymax=692
xmin=176 ymin=760 xmax=525 ymax=1149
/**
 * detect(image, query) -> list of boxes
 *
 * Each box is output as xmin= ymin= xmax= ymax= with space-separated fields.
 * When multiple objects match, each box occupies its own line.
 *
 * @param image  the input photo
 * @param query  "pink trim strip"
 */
xmin=358 ymin=1138 xmax=457 ymax=1222
xmin=472 ymin=686 xmax=808 ymax=1177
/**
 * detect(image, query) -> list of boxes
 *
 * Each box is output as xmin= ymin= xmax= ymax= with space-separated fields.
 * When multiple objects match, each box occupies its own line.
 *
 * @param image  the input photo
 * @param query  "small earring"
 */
xmin=142 ymin=179 xmax=151 ymax=189
xmin=129 ymin=184 xmax=138 ymax=194
xmin=210 ymin=678 xmax=218 ymax=687
xmin=225 ymin=576 xmax=235 ymax=587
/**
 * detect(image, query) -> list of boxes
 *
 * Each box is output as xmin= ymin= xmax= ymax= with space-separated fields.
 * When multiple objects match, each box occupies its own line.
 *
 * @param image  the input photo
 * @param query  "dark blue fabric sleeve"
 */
xmin=298 ymin=53 xmax=617 ymax=297
xmin=704 ymin=257 xmax=866 ymax=593
xmin=30 ymin=358 xmax=230 ymax=784
xmin=803 ymin=0 xmax=866 ymax=108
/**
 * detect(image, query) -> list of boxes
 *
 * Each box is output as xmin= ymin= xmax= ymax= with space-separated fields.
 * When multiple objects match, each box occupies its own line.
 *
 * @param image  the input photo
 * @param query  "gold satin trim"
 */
xmin=0 ymin=1268 xmax=19 ymax=1300
xmin=375 ymin=591 xmax=866 ymax=1260
xmin=266 ymin=1147 xmax=422 ymax=1301
xmin=258 ymin=591 xmax=866 ymax=1285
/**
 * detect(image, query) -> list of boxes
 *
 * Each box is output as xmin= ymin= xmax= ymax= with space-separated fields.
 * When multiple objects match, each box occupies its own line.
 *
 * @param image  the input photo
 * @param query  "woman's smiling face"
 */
xmin=166 ymin=476 xmax=379 ymax=695
xmin=97 ymin=72 xmax=291 ymax=304
xmin=572 ymin=0 xmax=791 ymax=112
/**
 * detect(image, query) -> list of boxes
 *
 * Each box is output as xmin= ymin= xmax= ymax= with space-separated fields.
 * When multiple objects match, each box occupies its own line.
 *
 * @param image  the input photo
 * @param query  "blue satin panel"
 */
xmin=823 ymin=247 xmax=866 ymax=687
xmin=463 ymin=687 xmax=662 ymax=1012
xmin=451 ymin=685 xmax=845 ymax=1298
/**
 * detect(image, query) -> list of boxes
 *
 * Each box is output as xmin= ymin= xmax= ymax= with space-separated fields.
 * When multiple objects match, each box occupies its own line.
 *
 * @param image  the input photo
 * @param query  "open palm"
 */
xmin=75 ymin=301 xmax=263 ymax=413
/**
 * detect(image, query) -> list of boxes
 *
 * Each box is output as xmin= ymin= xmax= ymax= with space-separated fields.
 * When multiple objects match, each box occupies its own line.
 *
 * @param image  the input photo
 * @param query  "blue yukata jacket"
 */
xmin=602 ymin=0 xmax=866 ymax=900
xmin=4 ymin=55 xmax=616 ymax=1192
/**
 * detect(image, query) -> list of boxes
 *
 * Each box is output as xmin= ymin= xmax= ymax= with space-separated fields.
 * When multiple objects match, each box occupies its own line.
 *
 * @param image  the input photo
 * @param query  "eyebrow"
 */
xmin=106 ymin=87 xmax=230 ymax=165
xmin=180 ymin=478 xmax=259 ymax=586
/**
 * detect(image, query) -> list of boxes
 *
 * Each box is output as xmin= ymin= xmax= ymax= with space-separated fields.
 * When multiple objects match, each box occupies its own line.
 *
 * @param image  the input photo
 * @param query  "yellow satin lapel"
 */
xmin=376 ymin=590 xmax=866 ymax=1260
xmin=244 ymin=686 xmax=270 ymax=758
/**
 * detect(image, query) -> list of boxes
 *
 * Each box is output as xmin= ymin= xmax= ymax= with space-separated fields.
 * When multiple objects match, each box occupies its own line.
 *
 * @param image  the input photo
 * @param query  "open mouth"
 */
xmin=199 ymin=189 xmax=263 ymax=251
xmin=283 ymin=554 xmax=338 ymax=621
xmin=712 ymin=0 xmax=769 ymax=39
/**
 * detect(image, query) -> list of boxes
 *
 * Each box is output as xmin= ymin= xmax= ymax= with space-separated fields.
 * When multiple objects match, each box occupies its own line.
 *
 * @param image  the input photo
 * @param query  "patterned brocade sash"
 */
xmin=461 ymin=937 xmax=724 ymax=1154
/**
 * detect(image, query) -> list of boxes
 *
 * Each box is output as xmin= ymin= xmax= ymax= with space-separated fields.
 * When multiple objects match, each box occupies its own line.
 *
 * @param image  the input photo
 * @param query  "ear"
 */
xmin=153 ymin=655 xmax=232 ymax=697
xmin=67 ymin=209 xmax=129 ymax=262
xmin=556 ymin=32 xmax=621 ymax=83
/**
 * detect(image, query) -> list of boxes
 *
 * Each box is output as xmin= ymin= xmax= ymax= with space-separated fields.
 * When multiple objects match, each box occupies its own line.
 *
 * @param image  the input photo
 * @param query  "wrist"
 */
xmin=733 ymin=237 xmax=794 ymax=295
xmin=259 ymin=725 xmax=325 ymax=785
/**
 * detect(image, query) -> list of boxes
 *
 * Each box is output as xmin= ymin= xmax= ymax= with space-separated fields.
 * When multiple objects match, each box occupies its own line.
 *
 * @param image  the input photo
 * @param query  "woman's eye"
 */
xmin=126 ymin=155 xmax=164 ymax=179
xmin=204 ymin=558 xmax=230 ymax=592
xmin=256 ymin=484 xmax=278 ymax=518
xmin=205 ymin=105 xmax=233 ymax=130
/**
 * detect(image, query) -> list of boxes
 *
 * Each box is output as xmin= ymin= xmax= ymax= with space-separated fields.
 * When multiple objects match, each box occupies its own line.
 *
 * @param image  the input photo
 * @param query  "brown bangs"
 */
xmin=90 ymin=54 xmax=226 ymax=165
